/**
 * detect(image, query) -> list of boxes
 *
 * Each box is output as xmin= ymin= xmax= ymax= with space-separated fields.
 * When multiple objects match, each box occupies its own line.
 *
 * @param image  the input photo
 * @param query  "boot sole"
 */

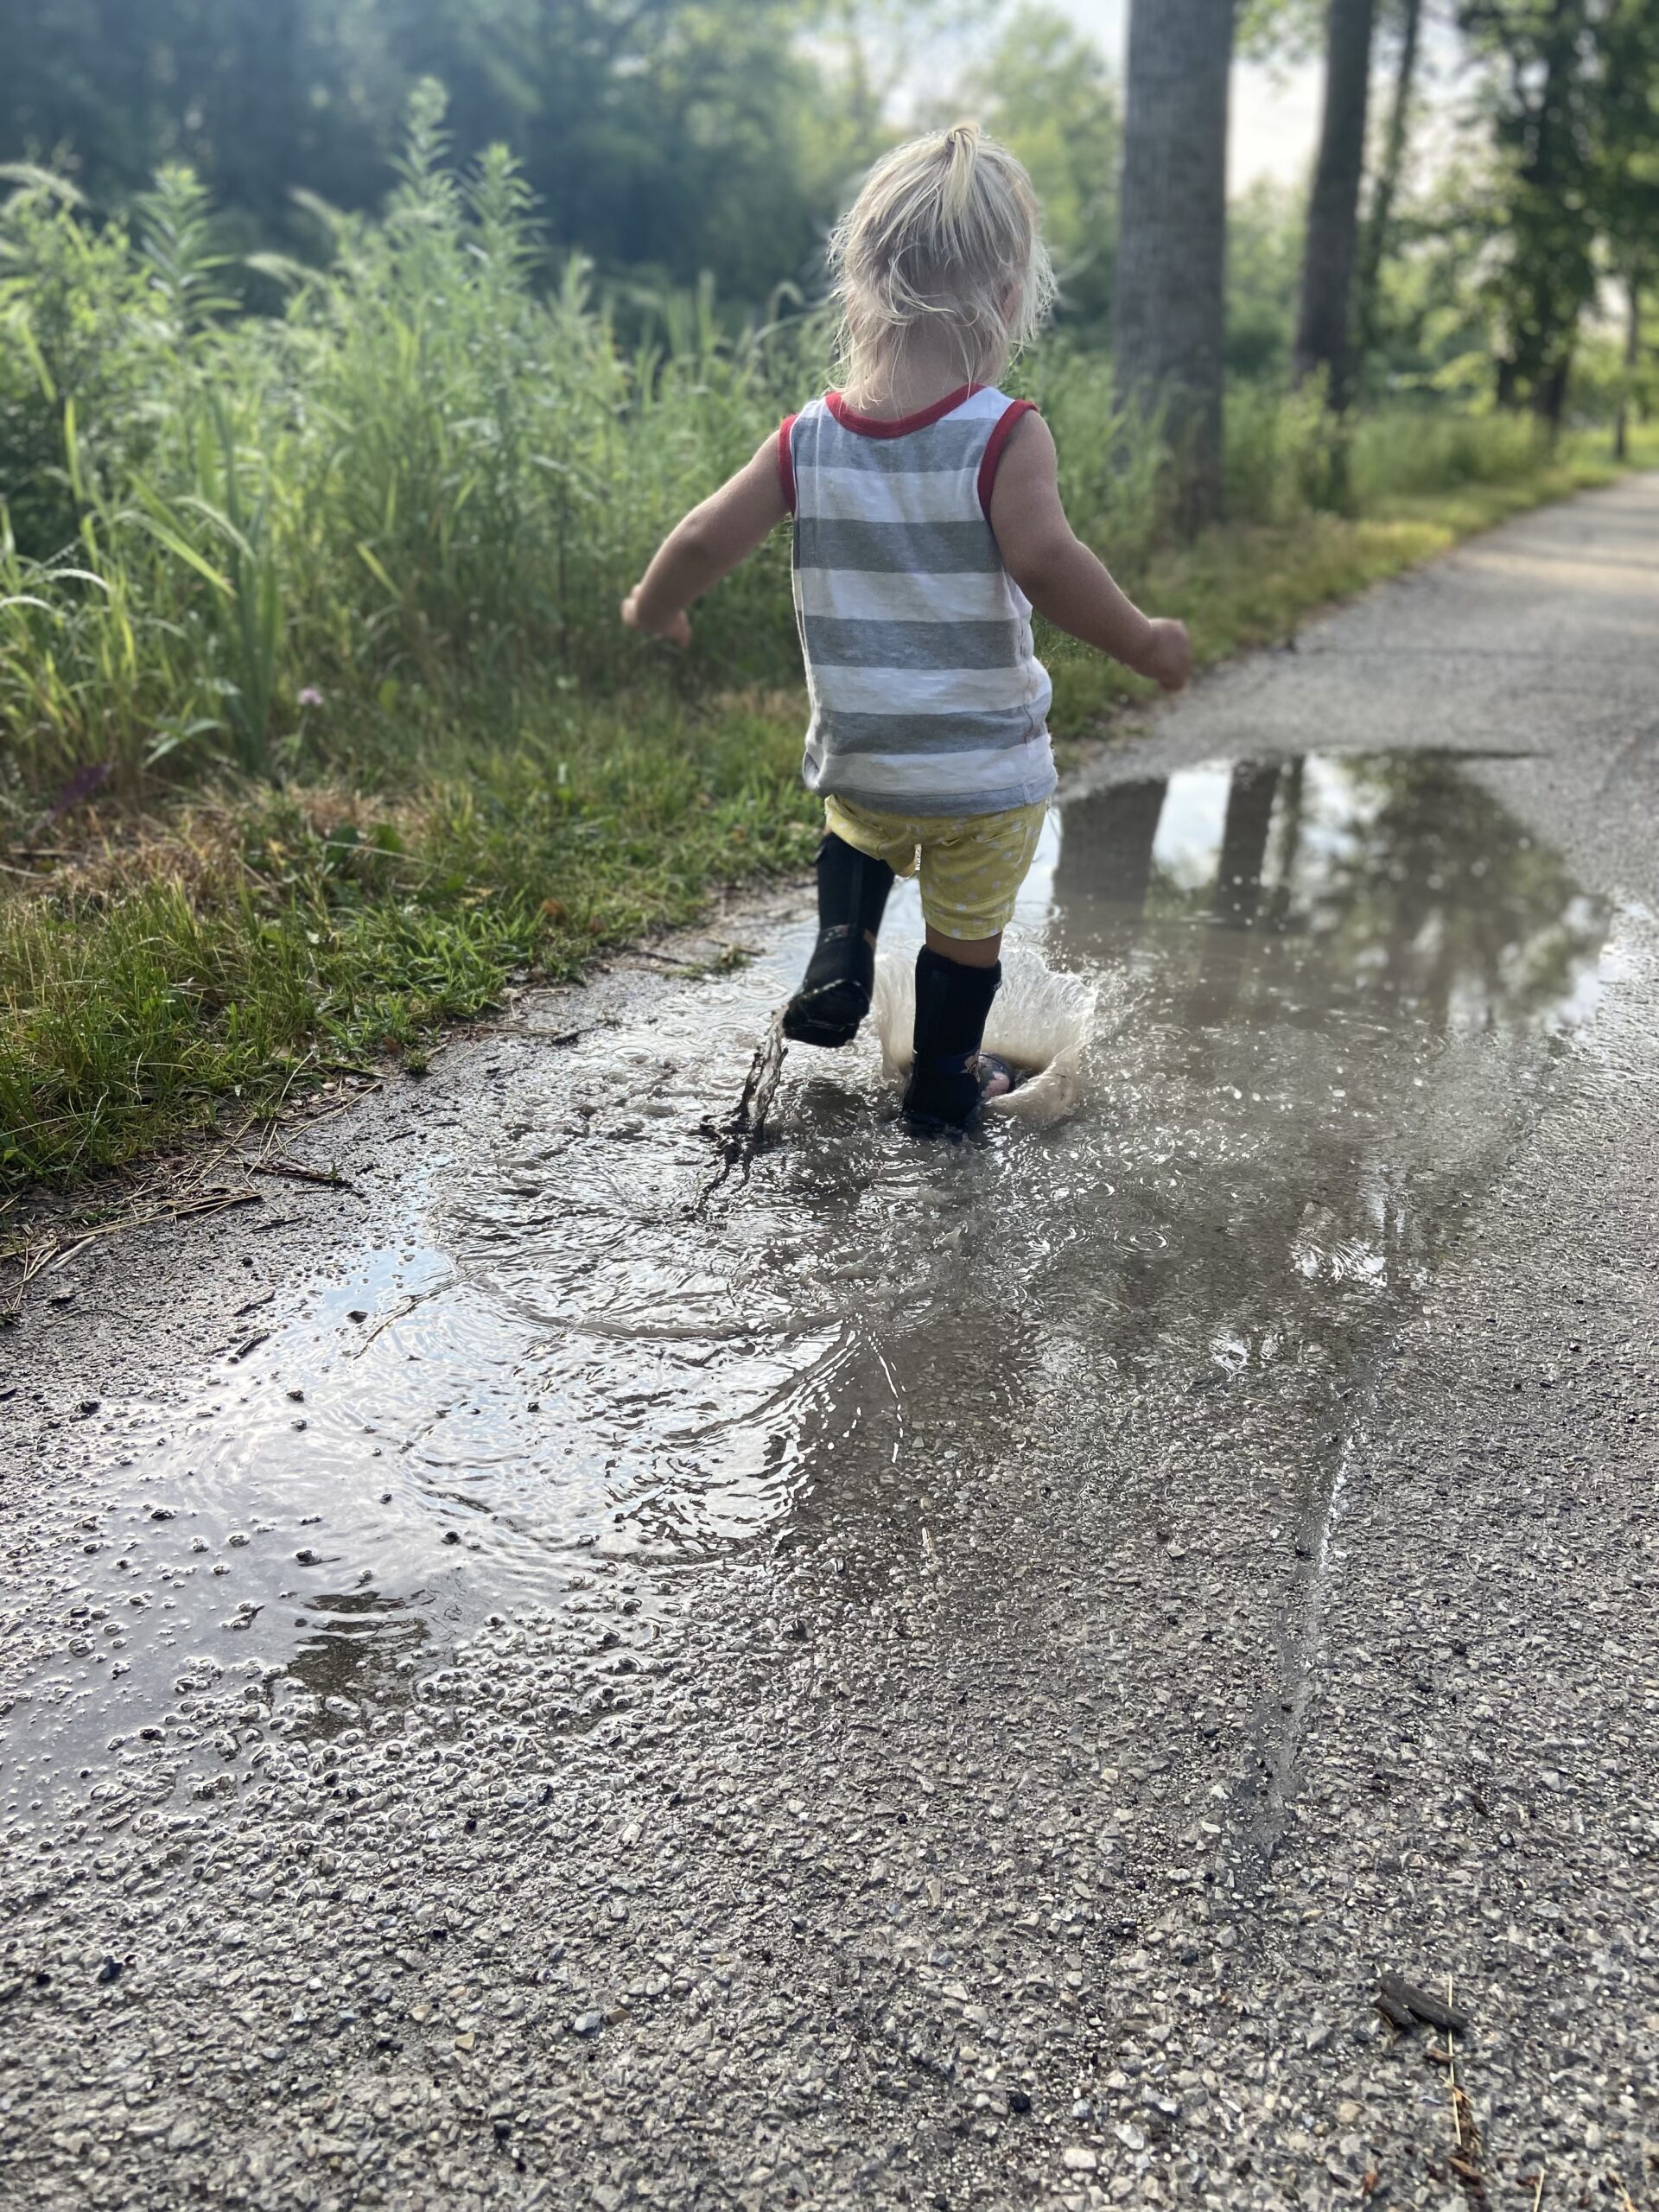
xmin=781 ymin=988 xmax=867 ymax=1050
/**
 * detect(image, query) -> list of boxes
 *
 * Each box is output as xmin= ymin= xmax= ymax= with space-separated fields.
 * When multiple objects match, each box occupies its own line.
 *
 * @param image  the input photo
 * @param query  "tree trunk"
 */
xmin=1294 ymin=0 xmax=1377 ymax=410
xmin=1115 ymin=0 xmax=1237 ymax=531
xmin=1211 ymin=761 xmax=1281 ymax=930
xmin=1190 ymin=760 xmax=1281 ymax=1027
xmin=1052 ymin=778 xmax=1166 ymax=963
xmin=1536 ymin=352 xmax=1571 ymax=432
xmin=1356 ymin=0 xmax=1422 ymax=362
xmin=1615 ymin=270 xmax=1643 ymax=461
xmin=1489 ymin=0 xmax=1593 ymax=416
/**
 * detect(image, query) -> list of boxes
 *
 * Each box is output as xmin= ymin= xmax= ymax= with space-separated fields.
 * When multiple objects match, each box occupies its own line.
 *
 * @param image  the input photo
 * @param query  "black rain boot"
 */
xmin=782 ymin=833 xmax=895 ymax=1048
xmin=902 ymin=946 xmax=1003 ymax=1135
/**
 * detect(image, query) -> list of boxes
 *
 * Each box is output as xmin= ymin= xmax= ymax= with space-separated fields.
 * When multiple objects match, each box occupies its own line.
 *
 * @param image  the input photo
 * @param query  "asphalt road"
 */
xmin=3 ymin=473 xmax=1657 ymax=2211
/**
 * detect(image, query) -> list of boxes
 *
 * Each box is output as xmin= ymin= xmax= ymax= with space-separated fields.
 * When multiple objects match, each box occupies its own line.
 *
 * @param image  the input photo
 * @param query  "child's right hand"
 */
xmin=621 ymin=590 xmax=691 ymax=648
xmin=1137 ymin=618 xmax=1192 ymax=694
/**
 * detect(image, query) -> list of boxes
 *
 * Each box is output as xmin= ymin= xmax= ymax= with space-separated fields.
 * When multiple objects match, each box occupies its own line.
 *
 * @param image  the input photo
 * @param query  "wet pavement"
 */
xmin=3 ymin=474 xmax=1659 ymax=2210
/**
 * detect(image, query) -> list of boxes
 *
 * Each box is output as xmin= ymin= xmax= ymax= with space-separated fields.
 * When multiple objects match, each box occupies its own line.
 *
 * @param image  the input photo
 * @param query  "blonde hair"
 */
xmin=829 ymin=122 xmax=1055 ymax=397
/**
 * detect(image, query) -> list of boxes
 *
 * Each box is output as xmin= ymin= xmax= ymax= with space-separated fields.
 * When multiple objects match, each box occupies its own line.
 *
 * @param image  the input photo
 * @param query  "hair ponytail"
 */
xmin=940 ymin=120 xmax=981 ymax=228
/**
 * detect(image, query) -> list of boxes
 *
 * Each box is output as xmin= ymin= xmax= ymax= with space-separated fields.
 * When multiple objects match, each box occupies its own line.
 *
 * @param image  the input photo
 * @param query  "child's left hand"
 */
xmin=621 ymin=591 xmax=691 ymax=648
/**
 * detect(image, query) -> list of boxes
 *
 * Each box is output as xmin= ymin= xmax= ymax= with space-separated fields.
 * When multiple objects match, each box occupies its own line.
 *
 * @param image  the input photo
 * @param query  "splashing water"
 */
xmin=8 ymin=750 xmax=1618 ymax=1772
xmin=696 ymin=1009 xmax=790 ymax=1203
xmin=870 ymin=944 xmax=1098 ymax=1126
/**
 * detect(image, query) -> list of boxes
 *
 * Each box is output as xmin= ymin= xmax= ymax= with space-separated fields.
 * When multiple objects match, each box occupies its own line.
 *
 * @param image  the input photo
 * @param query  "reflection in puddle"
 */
xmin=5 ymin=751 xmax=1616 ymax=1784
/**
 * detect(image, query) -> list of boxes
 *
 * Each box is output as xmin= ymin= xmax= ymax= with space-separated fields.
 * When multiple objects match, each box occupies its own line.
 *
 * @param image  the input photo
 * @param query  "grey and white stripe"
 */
xmin=786 ymin=385 xmax=1056 ymax=819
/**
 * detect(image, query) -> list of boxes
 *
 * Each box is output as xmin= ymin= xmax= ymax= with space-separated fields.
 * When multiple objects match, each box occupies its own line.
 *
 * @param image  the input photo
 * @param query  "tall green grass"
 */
xmin=1 ymin=95 xmax=804 ymax=798
xmin=1 ymin=91 xmax=1605 ymax=810
xmin=1 ymin=94 xmax=1645 ymax=1192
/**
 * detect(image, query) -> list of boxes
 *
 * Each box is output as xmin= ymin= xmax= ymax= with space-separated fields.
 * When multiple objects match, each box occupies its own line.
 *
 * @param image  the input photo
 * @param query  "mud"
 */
xmin=7 ymin=750 xmax=1609 ymax=1776
xmin=3 ymin=474 xmax=1658 ymax=2211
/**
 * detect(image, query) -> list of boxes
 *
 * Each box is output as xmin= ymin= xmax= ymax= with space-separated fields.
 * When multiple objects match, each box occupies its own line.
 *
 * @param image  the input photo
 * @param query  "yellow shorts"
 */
xmin=824 ymin=795 xmax=1047 ymax=941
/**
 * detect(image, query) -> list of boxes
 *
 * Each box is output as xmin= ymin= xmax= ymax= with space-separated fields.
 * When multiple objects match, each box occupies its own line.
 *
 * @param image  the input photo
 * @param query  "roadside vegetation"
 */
xmin=3 ymin=39 xmax=1655 ymax=1192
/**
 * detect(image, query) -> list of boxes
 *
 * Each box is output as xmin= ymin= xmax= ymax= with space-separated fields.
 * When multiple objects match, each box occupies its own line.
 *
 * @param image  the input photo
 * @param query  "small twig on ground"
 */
xmin=346 ymin=1293 xmax=423 ymax=1357
xmin=1442 ymin=1979 xmax=1484 ymax=2200
xmin=289 ymin=1079 xmax=384 ymax=1132
xmin=246 ymin=1158 xmax=359 ymax=1195
xmin=170 ymin=1191 xmax=263 ymax=1223
xmin=0 ymin=1237 xmax=67 ymax=1323
xmin=43 ymin=1235 xmax=94 ymax=1277
xmin=175 ymin=1108 xmax=263 ymax=1202
xmin=0 ymin=1186 xmax=260 ymax=1320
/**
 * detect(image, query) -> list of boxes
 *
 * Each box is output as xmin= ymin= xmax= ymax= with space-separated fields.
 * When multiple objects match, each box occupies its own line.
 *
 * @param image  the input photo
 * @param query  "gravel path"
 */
xmin=3 ymin=474 xmax=1657 ymax=2210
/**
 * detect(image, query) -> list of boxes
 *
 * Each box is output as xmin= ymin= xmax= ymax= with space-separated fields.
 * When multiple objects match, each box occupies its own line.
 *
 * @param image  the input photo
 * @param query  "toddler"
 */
xmin=624 ymin=122 xmax=1191 ymax=1132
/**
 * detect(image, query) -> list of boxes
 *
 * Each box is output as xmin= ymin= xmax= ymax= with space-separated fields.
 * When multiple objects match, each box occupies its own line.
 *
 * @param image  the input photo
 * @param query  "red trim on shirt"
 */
xmin=978 ymin=398 xmax=1039 ymax=520
xmin=777 ymin=414 xmax=798 ymax=513
xmin=824 ymin=383 xmax=982 ymax=438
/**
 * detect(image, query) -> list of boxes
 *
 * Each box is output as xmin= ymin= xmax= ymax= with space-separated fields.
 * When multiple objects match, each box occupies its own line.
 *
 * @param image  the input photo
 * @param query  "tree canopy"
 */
xmin=0 ymin=0 xmax=925 ymax=296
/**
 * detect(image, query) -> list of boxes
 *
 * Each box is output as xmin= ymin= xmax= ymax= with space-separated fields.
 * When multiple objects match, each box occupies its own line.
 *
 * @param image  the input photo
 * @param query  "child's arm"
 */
xmin=989 ymin=413 xmax=1192 ymax=693
xmin=621 ymin=435 xmax=789 ymax=647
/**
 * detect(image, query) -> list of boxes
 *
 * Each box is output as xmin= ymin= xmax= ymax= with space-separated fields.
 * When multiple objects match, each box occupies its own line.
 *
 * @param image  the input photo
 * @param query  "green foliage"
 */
xmin=956 ymin=6 xmax=1122 ymax=338
xmin=4 ymin=111 xmax=1635 ymax=813
xmin=1348 ymin=403 xmax=1551 ymax=498
xmin=0 ymin=112 xmax=811 ymax=796
xmin=0 ymin=168 xmax=168 ymax=556
xmin=135 ymin=165 xmax=238 ymax=334
xmin=1465 ymin=3 xmax=1599 ymax=415
xmin=0 ymin=686 xmax=819 ymax=1185
xmin=1598 ymin=0 xmax=1659 ymax=284
xmin=1449 ymin=0 xmax=1659 ymax=418
xmin=1226 ymin=181 xmax=1305 ymax=381
xmin=3 ymin=407 xmax=1617 ymax=1192
xmin=1 ymin=94 xmax=1649 ymax=1191
xmin=0 ymin=0 xmax=868 ymax=302
xmin=1236 ymin=0 xmax=1329 ymax=61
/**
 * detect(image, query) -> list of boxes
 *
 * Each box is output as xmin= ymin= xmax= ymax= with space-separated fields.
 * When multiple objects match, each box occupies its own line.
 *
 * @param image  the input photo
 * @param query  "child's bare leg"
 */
xmin=923 ymin=923 xmax=999 ymax=968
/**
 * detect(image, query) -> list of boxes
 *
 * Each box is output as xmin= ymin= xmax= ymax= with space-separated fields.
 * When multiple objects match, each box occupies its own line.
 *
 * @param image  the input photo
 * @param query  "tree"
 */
xmin=1114 ymin=0 xmax=1238 ymax=527
xmin=1461 ymin=0 xmax=1600 ymax=423
xmin=1356 ymin=0 xmax=1425 ymax=365
xmin=0 ymin=0 xmax=900 ymax=301
xmin=1596 ymin=0 xmax=1659 ymax=456
xmin=959 ymin=5 xmax=1123 ymax=340
xmin=1294 ymin=0 xmax=1377 ymax=408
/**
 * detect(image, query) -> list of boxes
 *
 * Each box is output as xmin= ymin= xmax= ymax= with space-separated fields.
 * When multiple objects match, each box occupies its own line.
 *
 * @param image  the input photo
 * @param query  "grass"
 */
xmin=0 ymin=690 xmax=817 ymax=1186
xmin=2 ymin=110 xmax=1654 ymax=1192
xmin=4 ymin=430 xmax=1643 ymax=1194
xmin=1046 ymin=435 xmax=1633 ymax=728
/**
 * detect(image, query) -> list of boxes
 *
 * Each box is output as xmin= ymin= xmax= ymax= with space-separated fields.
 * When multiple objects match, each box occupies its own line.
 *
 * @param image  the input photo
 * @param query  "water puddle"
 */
xmin=3 ymin=750 xmax=1620 ymax=1799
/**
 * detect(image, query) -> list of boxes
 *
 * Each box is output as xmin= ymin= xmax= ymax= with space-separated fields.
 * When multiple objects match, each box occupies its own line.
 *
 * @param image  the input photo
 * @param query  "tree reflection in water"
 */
xmin=1058 ymin=750 xmax=1603 ymax=1041
xmin=1045 ymin=751 xmax=1607 ymax=1383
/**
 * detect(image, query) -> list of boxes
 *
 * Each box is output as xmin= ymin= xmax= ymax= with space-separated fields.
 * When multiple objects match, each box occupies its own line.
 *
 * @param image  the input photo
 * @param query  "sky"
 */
xmin=1052 ymin=0 xmax=1325 ymax=194
xmin=898 ymin=2 xmax=1472 ymax=207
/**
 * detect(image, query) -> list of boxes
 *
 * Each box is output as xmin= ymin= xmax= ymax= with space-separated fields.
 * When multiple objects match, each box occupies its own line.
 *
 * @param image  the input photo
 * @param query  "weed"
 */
xmin=1 ymin=106 xmax=1651 ymax=1190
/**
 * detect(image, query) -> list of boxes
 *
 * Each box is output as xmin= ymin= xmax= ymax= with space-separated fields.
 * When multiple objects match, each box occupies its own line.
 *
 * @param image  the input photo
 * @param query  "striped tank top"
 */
xmin=778 ymin=383 xmax=1056 ymax=819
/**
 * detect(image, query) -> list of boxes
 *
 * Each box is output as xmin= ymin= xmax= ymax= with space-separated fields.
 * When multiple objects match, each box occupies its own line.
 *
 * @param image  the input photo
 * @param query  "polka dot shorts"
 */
xmin=823 ymin=794 xmax=1048 ymax=942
